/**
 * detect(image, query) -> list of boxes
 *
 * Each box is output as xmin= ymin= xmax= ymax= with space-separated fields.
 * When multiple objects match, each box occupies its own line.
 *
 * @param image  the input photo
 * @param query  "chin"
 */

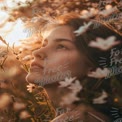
xmin=26 ymin=72 xmax=42 ymax=84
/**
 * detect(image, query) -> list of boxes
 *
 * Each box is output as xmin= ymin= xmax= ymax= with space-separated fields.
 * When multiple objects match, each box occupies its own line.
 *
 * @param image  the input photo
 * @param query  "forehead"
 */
xmin=44 ymin=25 xmax=75 ymax=41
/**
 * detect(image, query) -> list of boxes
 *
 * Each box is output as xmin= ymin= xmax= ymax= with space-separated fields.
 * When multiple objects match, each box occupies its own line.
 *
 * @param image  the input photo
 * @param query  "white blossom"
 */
xmin=59 ymin=77 xmax=83 ymax=105
xmin=87 ymin=68 xmax=110 ymax=78
xmin=26 ymin=83 xmax=36 ymax=93
xmin=93 ymin=90 xmax=108 ymax=104
xmin=22 ymin=55 xmax=32 ymax=61
xmin=68 ymin=80 xmax=82 ymax=93
xmin=80 ymin=8 xmax=98 ymax=19
xmin=99 ymin=6 xmax=116 ymax=17
xmin=74 ymin=22 xmax=92 ymax=36
xmin=59 ymin=77 xmax=76 ymax=87
xmin=60 ymin=92 xmax=80 ymax=105
xmin=89 ymin=36 xmax=120 ymax=51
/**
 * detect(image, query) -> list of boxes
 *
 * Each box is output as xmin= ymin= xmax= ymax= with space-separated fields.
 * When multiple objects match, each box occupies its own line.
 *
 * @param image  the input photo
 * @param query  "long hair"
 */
xmin=40 ymin=13 xmax=122 ymax=120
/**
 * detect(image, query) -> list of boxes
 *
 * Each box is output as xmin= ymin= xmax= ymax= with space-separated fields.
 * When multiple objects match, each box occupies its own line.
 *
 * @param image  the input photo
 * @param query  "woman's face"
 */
xmin=26 ymin=25 xmax=90 ymax=85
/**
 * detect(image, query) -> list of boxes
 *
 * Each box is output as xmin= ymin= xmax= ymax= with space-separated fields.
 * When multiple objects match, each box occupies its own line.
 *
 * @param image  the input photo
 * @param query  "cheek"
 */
xmin=45 ymin=53 xmax=70 ymax=68
xmin=67 ymin=54 xmax=89 ymax=78
xmin=44 ymin=51 xmax=89 ymax=79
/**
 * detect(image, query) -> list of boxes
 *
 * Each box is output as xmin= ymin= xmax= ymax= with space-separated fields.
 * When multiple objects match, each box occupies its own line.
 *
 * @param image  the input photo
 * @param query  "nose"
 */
xmin=32 ymin=48 xmax=47 ymax=60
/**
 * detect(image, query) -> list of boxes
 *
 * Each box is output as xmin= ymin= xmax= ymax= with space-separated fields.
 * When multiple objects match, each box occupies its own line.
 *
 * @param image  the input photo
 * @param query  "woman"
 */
xmin=26 ymin=13 xmax=122 ymax=122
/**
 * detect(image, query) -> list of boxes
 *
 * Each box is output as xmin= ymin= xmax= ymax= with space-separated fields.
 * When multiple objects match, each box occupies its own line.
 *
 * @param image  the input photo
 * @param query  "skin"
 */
xmin=26 ymin=25 xmax=91 ymax=85
xmin=25 ymin=25 xmax=110 ymax=122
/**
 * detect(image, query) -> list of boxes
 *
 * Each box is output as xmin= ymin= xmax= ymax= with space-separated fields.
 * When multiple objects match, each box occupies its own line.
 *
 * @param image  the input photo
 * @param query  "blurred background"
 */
xmin=0 ymin=0 xmax=122 ymax=121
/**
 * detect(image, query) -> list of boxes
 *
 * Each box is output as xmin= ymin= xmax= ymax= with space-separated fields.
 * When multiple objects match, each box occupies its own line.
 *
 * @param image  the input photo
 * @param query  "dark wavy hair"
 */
xmin=40 ymin=13 xmax=122 ymax=121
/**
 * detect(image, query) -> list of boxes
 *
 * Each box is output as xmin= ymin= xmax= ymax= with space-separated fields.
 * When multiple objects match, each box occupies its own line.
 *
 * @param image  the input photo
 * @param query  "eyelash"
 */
xmin=56 ymin=44 xmax=68 ymax=50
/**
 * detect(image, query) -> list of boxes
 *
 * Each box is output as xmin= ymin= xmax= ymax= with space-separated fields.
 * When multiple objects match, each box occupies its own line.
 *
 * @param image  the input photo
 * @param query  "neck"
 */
xmin=44 ymin=82 xmax=76 ymax=110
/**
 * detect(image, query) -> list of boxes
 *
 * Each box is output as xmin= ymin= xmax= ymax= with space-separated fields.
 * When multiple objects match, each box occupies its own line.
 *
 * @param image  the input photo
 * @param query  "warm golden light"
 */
xmin=0 ymin=14 xmax=31 ymax=46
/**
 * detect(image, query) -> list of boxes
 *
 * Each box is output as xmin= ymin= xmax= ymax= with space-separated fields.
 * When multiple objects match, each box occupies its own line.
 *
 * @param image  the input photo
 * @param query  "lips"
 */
xmin=30 ymin=62 xmax=44 ymax=72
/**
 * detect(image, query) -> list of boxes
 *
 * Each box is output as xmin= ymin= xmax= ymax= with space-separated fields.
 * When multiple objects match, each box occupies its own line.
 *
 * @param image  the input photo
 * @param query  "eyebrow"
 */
xmin=42 ymin=38 xmax=74 ymax=47
xmin=54 ymin=38 xmax=73 ymax=43
xmin=43 ymin=38 xmax=74 ymax=44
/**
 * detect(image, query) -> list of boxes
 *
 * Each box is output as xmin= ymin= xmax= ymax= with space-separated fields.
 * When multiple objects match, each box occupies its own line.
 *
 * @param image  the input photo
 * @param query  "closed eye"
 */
xmin=56 ymin=44 xmax=68 ymax=50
